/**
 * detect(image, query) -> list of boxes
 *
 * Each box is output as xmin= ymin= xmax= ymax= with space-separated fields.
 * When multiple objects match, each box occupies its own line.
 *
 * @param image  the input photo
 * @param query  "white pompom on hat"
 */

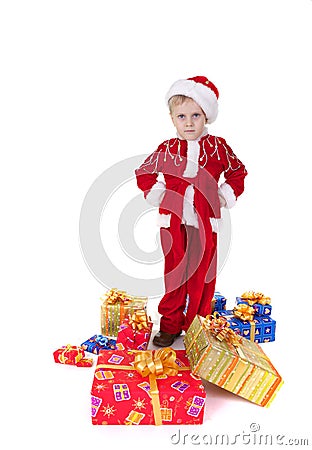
xmin=165 ymin=76 xmax=219 ymax=124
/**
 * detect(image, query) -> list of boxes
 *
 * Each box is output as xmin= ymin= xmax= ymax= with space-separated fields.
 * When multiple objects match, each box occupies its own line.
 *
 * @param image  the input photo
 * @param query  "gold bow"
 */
xmin=203 ymin=312 xmax=242 ymax=348
xmin=233 ymin=303 xmax=255 ymax=322
xmin=128 ymin=311 xmax=149 ymax=332
xmin=134 ymin=348 xmax=180 ymax=425
xmin=134 ymin=348 xmax=179 ymax=378
xmin=102 ymin=288 xmax=131 ymax=305
xmin=241 ymin=291 xmax=271 ymax=306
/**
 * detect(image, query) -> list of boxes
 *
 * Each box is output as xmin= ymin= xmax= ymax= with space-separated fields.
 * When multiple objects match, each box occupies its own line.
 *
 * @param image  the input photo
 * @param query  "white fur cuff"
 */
xmin=157 ymin=213 xmax=171 ymax=228
xmin=145 ymin=181 xmax=166 ymax=207
xmin=219 ymin=183 xmax=236 ymax=209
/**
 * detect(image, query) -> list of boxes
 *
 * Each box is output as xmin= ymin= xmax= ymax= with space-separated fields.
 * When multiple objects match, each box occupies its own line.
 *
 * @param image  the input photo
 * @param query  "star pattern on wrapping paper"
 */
xmin=101 ymin=403 xmax=116 ymax=418
xmin=94 ymin=383 xmax=107 ymax=393
xmin=132 ymin=397 xmax=146 ymax=411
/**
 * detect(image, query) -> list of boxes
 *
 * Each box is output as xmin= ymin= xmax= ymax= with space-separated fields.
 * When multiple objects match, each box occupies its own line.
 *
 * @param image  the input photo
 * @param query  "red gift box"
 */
xmin=53 ymin=344 xmax=85 ymax=365
xmin=76 ymin=358 xmax=93 ymax=367
xmin=91 ymin=348 xmax=206 ymax=425
xmin=116 ymin=312 xmax=153 ymax=350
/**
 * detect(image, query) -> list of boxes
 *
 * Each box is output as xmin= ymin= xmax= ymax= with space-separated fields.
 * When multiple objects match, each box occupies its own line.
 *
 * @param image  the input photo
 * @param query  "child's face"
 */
xmin=170 ymin=98 xmax=207 ymax=141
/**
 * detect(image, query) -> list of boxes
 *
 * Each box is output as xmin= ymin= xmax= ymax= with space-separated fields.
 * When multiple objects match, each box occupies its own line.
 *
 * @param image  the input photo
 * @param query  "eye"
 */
xmin=177 ymin=114 xmax=185 ymax=119
xmin=193 ymin=113 xmax=201 ymax=119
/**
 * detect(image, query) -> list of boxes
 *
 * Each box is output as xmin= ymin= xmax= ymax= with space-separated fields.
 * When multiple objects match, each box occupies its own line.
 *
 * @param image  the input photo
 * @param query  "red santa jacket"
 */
xmin=135 ymin=131 xmax=247 ymax=230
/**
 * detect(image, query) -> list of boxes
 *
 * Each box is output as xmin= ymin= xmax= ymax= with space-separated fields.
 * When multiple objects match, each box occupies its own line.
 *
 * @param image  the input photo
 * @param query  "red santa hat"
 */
xmin=165 ymin=76 xmax=219 ymax=124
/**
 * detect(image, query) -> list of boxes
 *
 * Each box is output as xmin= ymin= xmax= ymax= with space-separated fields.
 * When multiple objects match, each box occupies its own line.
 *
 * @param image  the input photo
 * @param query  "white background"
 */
xmin=1 ymin=0 xmax=312 ymax=448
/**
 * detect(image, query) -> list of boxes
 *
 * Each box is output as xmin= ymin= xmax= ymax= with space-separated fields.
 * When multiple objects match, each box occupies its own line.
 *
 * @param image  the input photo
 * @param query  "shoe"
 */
xmin=152 ymin=330 xmax=182 ymax=347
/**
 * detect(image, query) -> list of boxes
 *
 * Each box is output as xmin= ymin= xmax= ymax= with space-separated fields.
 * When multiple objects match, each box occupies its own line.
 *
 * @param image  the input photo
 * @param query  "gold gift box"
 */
xmin=100 ymin=288 xmax=148 ymax=338
xmin=184 ymin=315 xmax=283 ymax=407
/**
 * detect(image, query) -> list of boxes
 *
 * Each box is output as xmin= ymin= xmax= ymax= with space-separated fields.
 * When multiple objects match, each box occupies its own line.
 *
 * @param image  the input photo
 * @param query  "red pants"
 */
xmin=158 ymin=223 xmax=217 ymax=334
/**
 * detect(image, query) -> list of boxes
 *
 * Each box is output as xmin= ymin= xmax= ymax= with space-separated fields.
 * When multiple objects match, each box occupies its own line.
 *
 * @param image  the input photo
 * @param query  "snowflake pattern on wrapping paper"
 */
xmin=132 ymin=397 xmax=146 ymax=411
xmin=101 ymin=403 xmax=117 ymax=418
xmin=94 ymin=382 xmax=107 ymax=393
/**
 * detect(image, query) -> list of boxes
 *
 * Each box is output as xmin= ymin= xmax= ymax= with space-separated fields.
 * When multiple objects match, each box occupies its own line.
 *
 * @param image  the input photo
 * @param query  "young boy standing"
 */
xmin=135 ymin=76 xmax=247 ymax=347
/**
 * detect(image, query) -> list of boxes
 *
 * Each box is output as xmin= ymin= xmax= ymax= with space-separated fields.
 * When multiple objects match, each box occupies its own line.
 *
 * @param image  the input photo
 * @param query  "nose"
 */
xmin=186 ymin=116 xmax=193 ymax=127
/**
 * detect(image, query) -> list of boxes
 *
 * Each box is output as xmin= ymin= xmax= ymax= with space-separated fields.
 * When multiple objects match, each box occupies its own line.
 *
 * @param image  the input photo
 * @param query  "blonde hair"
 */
xmin=168 ymin=95 xmax=190 ymax=114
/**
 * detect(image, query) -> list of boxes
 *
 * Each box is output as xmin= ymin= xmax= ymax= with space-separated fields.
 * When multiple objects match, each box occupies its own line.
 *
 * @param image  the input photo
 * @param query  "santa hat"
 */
xmin=165 ymin=76 xmax=219 ymax=124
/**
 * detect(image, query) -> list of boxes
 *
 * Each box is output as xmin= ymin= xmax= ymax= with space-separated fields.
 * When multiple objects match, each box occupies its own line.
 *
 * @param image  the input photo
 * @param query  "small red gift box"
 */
xmin=91 ymin=348 xmax=206 ymax=425
xmin=116 ymin=312 xmax=153 ymax=350
xmin=53 ymin=344 xmax=85 ymax=365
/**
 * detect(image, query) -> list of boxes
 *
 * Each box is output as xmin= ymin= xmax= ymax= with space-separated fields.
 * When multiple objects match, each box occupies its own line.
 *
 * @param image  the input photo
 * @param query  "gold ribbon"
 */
xmin=58 ymin=344 xmax=83 ymax=364
xmin=203 ymin=312 xmax=242 ymax=348
xmin=233 ymin=304 xmax=255 ymax=322
xmin=233 ymin=304 xmax=256 ymax=342
xmin=241 ymin=291 xmax=271 ymax=306
xmin=128 ymin=311 xmax=149 ymax=332
xmin=96 ymin=348 xmax=188 ymax=426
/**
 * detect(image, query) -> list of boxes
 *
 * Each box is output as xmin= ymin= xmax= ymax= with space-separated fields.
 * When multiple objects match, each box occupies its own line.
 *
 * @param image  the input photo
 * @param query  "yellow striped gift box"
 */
xmin=184 ymin=315 xmax=283 ymax=407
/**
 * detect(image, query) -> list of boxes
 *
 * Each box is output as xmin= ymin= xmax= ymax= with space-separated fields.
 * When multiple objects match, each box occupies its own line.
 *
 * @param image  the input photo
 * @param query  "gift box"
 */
xmin=212 ymin=292 xmax=227 ymax=312
xmin=81 ymin=335 xmax=117 ymax=354
xmin=91 ymin=348 xmax=206 ymax=425
xmin=237 ymin=291 xmax=272 ymax=316
xmin=184 ymin=315 xmax=283 ymax=407
xmin=116 ymin=312 xmax=153 ymax=351
xmin=219 ymin=310 xmax=276 ymax=343
xmin=76 ymin=358 xmax=93 ymax=367
xmin=101 ymin=288 xmax=148 ymax=338
xmin=53 ymin=344 xmax=85 ymax=365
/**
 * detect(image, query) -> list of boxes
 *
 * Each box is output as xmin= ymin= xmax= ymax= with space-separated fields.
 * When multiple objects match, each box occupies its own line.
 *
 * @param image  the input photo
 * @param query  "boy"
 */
xmin=135 ymin=76 xmax=247 ymax=347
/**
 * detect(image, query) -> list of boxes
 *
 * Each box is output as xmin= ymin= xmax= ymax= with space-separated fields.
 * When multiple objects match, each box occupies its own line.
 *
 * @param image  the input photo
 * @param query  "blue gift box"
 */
xmin=212 ymin=291 xmax=227 ymax=311
xmin=81 ymin=334 xmax=117 ymax=354
xmin=218 ymin=310 xmax=276 ymax=343
xmin=236 ymin=297 xmax=272 ymax=316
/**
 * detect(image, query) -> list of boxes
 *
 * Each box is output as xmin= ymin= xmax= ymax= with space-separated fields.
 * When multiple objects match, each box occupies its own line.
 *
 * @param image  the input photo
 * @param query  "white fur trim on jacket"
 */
xmin=145 ymin=181 xmax=166 ymax=207
xmin=182 ymin=185 xmax=199 ymax=227
xmin=182 ymin=140 xmax=200 ymax=178
xmin=219 ymin=182 xmax=236 ymax=209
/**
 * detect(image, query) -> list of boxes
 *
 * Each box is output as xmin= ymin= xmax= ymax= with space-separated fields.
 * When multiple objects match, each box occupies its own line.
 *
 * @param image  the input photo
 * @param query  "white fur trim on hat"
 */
xmin=219 ymin=182 xmax=236 ymax=209
xmin=166 ymin=79 xmax=218 ymax=124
